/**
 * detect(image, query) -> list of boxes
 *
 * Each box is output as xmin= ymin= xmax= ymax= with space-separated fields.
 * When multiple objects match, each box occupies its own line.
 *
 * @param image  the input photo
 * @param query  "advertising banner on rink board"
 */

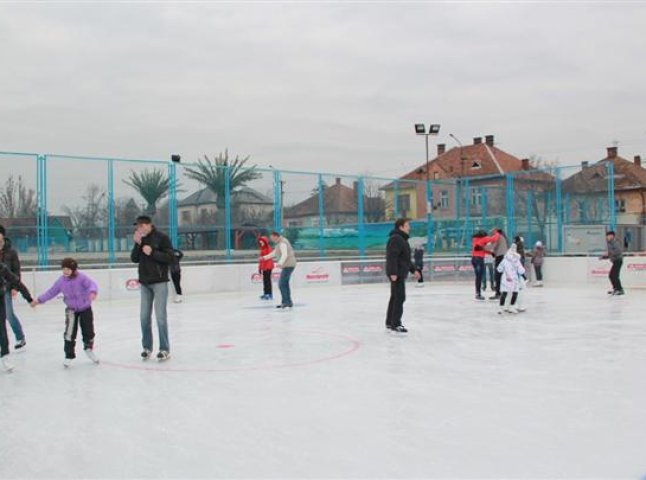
xmin=588 ymin=255 xmax=646 ymax=286
xmin=340 ymin=258 xmax=471 ymax=285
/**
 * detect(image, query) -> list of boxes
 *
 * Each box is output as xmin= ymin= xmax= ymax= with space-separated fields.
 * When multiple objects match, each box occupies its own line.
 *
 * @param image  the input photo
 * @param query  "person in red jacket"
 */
xmin=471 ymin=229 xmax=500 ymax=300
xmin=258 ymin=236 xmax=274 ymax=300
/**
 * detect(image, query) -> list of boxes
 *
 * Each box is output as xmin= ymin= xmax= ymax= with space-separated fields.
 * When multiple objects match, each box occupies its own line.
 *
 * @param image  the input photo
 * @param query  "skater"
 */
xmin=258 ymin=235 xmax=274 ymax=300
xmin=31 ymin=258 xmax=99 ymax=368
xmin=528 ymin=241 xmax=545 ymax=286
xmin=261 ymin=231 xmax=297 ymax=309
xmin=601 ymin=230 xmax=624 ymax=296
xmin=385 ymin=218 xmax=421 ymax=333
xmin=490 ymin=228 xmax=509 ymax=300
xmin=413 ymin=245 xmax=425 ymax=287
xmin=0 ymin=231 xmax=27 ymax=349
xmin=131 ymin=215 xmax=175 ymax=360
xmin=483 ymin=243 xmax=496 ymax=292
xmin=497 ymin=244 xmax=525 ymax=314
xmin=471 ymin=229 xmax=500 ymax=300
xmin=170 ymin=248 xmax=184 ymax=303
xmin=0 ymin=262 xmax=33 ymax=373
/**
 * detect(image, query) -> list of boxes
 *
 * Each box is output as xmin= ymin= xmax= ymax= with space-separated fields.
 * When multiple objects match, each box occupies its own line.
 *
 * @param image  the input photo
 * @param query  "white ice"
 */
xmin=1 ymin=283 xmax=645 ymax=479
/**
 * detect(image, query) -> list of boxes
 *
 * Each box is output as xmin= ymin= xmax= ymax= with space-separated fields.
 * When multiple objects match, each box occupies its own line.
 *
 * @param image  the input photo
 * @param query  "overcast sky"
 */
xmin=1 ymin=1 xmax=646 ymax=181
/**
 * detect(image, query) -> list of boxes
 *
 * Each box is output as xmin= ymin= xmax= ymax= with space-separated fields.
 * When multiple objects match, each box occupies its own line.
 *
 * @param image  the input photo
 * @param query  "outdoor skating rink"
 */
xmin=1 ymin=282 xmax=645 ymax=479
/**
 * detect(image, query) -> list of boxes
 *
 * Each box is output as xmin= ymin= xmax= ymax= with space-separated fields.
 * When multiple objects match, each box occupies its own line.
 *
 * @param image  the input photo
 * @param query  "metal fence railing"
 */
xmin=0 ymin=150 xmax=617 ymax=267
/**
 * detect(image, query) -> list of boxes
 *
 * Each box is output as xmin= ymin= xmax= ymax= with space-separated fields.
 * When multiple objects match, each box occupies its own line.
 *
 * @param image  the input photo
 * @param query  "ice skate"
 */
xmin=415 ymin=283 xmax=425 ymax=288
xmin=507 ymin=306 xmax=519 ymax=314
xmin=516 ymin=306 xmax=527 ymax=312
xmin=174 ymin=295 xmax=183 ymax=303
xmin=613 ymin=289 xmax=625 ymax=296
xmin=391 ymin=325 xmax=408 ymax=333
xmin=157 ymin=351 xmax=171 ymax=361
xmin=475 ymin=294 xmax=485 ymax=300
xmin=14 ymin=338 xmax=26 ymax=350
xmin=85 ymin=349 xmax=100 ymax=364
xmin=63 ymin=358 xmax=72 ymax=368
xmin=141 ymin=349 xmax=152 ymax=360
xmin=497 ymin=306 xmax=505 ymax=315
xmin=1 ymin=356 xmax=14 ymax=373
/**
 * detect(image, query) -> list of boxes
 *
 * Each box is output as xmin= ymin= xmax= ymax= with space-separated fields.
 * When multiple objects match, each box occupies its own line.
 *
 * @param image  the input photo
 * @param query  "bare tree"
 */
xmin=63 ymin=184 xmax=107 ymax=239
xmin=0 ymin=175 xmax=37 ymax=218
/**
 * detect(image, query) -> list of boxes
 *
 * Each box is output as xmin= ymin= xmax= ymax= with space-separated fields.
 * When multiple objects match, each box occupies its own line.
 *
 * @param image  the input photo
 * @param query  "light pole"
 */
xmin=415 ymin=123 xmax=441 ymax=213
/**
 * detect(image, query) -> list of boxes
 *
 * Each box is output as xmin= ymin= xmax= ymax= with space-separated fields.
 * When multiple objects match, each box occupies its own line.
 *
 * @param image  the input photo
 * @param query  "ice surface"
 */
xmin=1 ymin=283 xmax=645 ymax=478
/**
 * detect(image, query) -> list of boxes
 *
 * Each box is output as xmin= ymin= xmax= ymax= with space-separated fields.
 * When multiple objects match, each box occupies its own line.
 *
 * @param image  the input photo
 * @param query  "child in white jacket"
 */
xmin=497 ymin=244 xmax=525 ymax=314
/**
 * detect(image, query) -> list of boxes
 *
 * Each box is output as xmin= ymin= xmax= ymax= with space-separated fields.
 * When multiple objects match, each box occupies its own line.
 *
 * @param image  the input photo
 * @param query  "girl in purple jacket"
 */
xmin=32 ymin=258 xmax=99 ymax=368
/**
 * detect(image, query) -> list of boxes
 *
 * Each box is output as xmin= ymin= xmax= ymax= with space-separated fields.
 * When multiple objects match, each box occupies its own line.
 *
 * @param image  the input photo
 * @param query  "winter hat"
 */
xmin=61 ymin=257 xmax=78 ymax=272
xmin=535 ymin=241 xmax=543 ymax=247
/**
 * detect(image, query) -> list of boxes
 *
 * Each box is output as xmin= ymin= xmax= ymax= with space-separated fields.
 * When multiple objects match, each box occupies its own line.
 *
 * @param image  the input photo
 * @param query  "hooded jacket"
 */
xmin=386 ymin=229 xmax=416 ymax=280
xmin=258 ymin=236 xmax=274 ymax=271
xmin=497 ymin=245 xmax=525 ymax=293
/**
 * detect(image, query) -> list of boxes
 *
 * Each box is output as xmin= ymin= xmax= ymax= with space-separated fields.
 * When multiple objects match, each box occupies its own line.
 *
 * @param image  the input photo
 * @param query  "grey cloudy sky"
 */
xmin=1 ymin=1 xmax=646 ymax=180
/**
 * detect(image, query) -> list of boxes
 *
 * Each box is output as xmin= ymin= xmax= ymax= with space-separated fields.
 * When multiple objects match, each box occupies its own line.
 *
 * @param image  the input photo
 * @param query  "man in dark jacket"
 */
xmin=131 ymin=216 xmax=175 ymax=360
xmin=0 ymin=232 xmax=27 ymax=349
xmin=602 ymin=230 xmax=624 ymax=295
xmin=385 ymin=218 xmax=420 ymax=333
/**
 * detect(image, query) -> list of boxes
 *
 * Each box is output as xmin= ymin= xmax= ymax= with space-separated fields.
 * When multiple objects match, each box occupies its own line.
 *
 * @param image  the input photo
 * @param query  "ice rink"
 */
xmin=1 ymin=281 xmax=645 ymax=479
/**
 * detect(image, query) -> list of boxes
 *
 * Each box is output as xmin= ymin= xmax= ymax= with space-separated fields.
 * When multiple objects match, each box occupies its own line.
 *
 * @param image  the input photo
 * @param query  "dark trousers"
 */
xmin=279 ymin=267 xmax=295 ymax=307
xmin=609 ymin=260 xmax=623 ymax=291
xmin=415 ymin=265 xmax=424 ymax=283
xmin=386 ymin=278 xmax=406 ymax=328
xmin=64 ymin=307 xmax=95 ymax=359
xmin=534 ymin=265 xmax=543 ymax=281
xmin=0 ymin=299 xmax=9 ymax=357
xmin=494 ymin=256 xmax=504 ymax=295
xmin=471 ymin=257 xmax=485 ymax=295
xmin=171 ymin=270 xmax=182 ymax=295
xmin=499 ymin=292 xmax=518 ymax=306
xmin=483 ymin=263 xmax=495 ymax=290
xmin=262 ymin=270 xmax=273 ymax=296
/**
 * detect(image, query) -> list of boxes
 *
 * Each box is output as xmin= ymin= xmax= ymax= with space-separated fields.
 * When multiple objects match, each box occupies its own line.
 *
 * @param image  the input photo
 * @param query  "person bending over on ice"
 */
xmin=0 ymin=262 xmax=33 ymax=373
xmin=385 ymin=218 xmax=420 ymax=333
xmin=496 ymin=244 xmax=525 ymax=315
xmin=31 ymin=258 xmax=99 ymax=368
xmin=261 ymin=231 xmax=297 ymax=310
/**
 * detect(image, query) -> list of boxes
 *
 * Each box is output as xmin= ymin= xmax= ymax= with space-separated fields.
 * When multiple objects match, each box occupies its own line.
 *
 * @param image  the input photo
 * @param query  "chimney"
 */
xmin=437 ymin=143 xmax=446 ymax=155
xmin=634 ymin=155 xmax=642 ymax=168
xmin=335 ymin=177 xmax=341 ymax=186
xmin=582 ymin=161 xmax=589 ymax=169
xmin=521 ymin=158 xmax=530 ymax=170
xmin=473 ymin=137 xmax=482 ymax=145
xmin=485 ymin=135 xmax=495 ymax=146
xmin=607 ymin=146 xmax=618 ymax=159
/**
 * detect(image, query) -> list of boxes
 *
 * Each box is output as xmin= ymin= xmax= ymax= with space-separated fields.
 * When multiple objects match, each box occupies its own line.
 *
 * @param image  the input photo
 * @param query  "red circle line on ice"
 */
xmin=100 ymin=330 xmax=361 ymax=373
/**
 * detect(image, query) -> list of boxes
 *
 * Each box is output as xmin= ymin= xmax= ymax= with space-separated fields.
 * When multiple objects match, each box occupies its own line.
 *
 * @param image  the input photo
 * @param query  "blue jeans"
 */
xmin=471 ymin=257 xmax=485 ymax=295
xmin=140 ymin=282 xmax=170 ymax=352
xmin=4 ymin=291 xmax=25 ymax=341
xmin=279 ymin=267 xmax=295 ymax=307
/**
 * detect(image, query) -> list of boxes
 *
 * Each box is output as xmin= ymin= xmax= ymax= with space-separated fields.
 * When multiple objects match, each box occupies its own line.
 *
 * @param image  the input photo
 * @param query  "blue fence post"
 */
xmin=393 ymin=180 xmax=399 ymax=218
xmin=317 ymin=174 xmax=325 ymax=259
xmin=463 ymin=178 xmax=471 ymax=253
xmin=107 ymin=159 xmax=116 ymax=264
xmin=556 ymin=168 xmax=563 ymax=253
xmin=426 ymin=179 xmax=434 ymax=255
xmin=607 ymin=161 xmax=616 ymax=231
xmin=224 ymin=164 xmax=232 ymax=261
xmin=273 ymin=169 xmax=282 ymax=232
xmin=36 ymin=154 xmax=49 ymax=267
xmin=505 ymin=174 xmax=514 ymax=237
xmin=167 ymin=161 xmax=178 ymax=248
xmin=526 ymin=189 xmax=533 ymax=247
xmin=481 ymin=186 xmax=488 ymax=225
xmin=357 ymin=177 xmax=365 ymax=259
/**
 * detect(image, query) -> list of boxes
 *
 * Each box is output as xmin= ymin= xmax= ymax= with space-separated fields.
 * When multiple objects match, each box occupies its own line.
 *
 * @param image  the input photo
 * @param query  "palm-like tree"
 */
xmin=184 ymin=149 xmax=262 ymax=247
xmin=123 ymin=168 xmax=170 ymax=217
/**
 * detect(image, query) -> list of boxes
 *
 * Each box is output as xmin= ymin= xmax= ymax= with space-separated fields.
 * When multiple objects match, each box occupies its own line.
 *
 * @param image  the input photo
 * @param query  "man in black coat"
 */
xmin=385 ymin=218 xmax=420 ymax=333
xmin=131 ymin=215 xmax=175 ymax=361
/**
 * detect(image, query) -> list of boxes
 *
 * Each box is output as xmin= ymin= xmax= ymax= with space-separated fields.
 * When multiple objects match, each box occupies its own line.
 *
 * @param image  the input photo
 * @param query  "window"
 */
xmin=615 ymin=198 xmax=626 ymax=213
xmin=398 ymin=194 xmax=411 ymax=214
xmin=440 ymin=191 xmax=449 ymax=209
xmin=433 ymin=172 xmax=440 ymax=180
xmin=181 ymin=211 xmax=192 ymax=224
xmin=471 ymin=188 xmax=482 ymax=207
